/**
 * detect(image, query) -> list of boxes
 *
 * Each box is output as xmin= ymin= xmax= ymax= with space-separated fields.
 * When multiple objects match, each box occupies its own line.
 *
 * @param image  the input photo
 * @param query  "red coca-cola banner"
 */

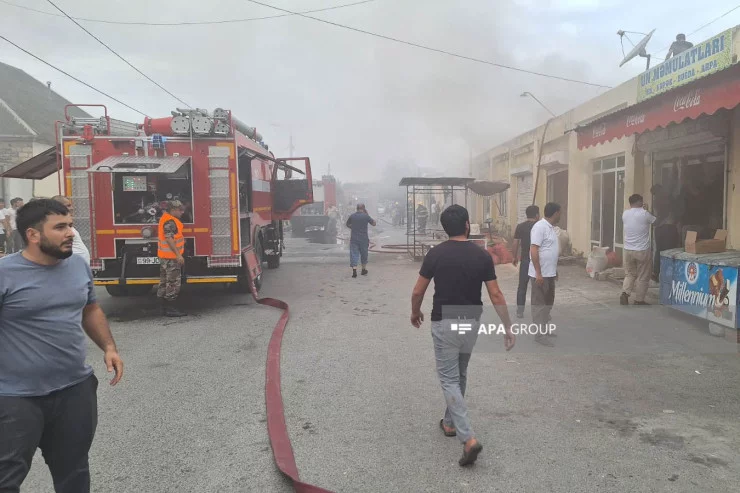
xmin=577 ymin=64 xmax=740 ymax=149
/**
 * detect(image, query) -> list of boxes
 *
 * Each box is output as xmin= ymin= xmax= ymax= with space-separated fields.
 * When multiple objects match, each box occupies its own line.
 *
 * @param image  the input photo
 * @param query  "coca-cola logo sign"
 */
xmin=674 ymin=89 xmax=702 ymax=112
xmin=592 ymin=124 xmax=606 ymax=138
xmin=626 ymin=114 xmax=645 ymax=127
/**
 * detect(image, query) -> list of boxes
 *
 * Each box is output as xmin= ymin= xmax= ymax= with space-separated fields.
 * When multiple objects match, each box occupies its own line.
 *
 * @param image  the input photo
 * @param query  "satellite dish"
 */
xmin=618 ymin=28 xmax=656 ymax=70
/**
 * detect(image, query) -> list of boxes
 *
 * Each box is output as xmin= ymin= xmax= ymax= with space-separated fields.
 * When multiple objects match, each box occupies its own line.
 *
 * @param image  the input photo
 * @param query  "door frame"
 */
xmin=590 ymin=154 xmax=626 ymax=253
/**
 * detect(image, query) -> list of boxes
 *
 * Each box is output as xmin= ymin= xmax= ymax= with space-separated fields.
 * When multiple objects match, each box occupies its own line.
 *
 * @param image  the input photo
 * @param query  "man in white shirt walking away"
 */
xmin=53 ymin=196 xmax=91 ymax=265
xmin=529 ymin=202 xmax=562 ymax=347
xmin=621 ymin=194 xmax=656 ymax=306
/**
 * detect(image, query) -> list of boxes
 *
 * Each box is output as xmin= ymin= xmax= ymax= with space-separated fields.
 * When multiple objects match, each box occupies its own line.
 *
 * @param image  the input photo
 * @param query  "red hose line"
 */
xmin=256 ymin=291 xmax=335 ymax=493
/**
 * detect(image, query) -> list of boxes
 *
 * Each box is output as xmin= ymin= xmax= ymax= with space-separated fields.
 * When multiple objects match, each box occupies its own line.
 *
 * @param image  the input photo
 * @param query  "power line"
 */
xmin=1 ymin=0 xmax=376 ymax=26
xmin=0 ymin=35 xmax=147 ymax=117
xmin=245 ymin=0 xmax=612 ymax=89
xmin=45 ymin=0 xmax=191 ymax=108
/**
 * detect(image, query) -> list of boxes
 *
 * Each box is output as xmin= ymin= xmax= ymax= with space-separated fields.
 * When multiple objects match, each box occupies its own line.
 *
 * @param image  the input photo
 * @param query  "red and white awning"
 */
xmin=577 ymin=64 xmax=740 ymax=149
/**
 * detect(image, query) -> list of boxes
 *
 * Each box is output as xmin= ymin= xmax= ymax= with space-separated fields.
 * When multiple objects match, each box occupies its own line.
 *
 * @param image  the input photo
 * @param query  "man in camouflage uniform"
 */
xmin=157 ymin=201 xmax=187 ymax=317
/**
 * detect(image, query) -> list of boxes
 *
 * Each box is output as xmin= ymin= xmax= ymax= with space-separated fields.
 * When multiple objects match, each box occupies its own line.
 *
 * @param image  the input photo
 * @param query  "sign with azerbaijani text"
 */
xmin=637 ymin=29 xmax=733 ymax=102
xmin=664 ymin=259 xmax=738 ymax=328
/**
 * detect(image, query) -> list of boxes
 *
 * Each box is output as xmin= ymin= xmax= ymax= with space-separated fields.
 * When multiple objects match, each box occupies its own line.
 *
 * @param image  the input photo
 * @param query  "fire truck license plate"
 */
xmin=136 ymin=257 xmax=160 ymax=265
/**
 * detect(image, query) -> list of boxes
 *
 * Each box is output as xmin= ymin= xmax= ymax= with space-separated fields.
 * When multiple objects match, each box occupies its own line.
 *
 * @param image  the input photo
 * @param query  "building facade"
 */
xmin=472 ymin=25 xmax=740 ymax=261
xmin=0 ymin=61 xmax=91 ymax=200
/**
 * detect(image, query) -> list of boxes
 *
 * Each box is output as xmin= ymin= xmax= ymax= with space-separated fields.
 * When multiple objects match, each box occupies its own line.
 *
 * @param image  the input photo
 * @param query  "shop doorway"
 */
xmin=547 ymin=169 xmax=568 ymax=230
xmin=591 ymin=155 xmax=626 ymax=260
xmin=651 ymin=142 xmax=726 ymax=242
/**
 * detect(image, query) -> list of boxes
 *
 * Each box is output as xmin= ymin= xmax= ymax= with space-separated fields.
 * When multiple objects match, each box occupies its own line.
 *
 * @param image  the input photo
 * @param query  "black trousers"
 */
xmin=653 ymin=224 xmax=680 ymax=277
xmin=0 ymin=374 xmax=98 ymax=493
xmin=516 ymin=257 xmax=530 ymax=315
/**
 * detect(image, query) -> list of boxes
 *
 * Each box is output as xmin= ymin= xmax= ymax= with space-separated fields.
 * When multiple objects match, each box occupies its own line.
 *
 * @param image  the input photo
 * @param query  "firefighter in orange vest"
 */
xmin=157 ymin=200 xmax=187 ymax=317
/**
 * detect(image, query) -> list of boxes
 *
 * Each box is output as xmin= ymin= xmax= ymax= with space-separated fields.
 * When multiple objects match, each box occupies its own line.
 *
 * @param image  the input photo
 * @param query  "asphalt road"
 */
xmin=22 ymin=221 xmax=740 ymax=492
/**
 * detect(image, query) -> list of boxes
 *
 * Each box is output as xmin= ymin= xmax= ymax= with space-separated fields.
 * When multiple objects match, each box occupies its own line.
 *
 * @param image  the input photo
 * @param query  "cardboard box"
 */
xmin=684 ymin=230 xmax=727 ymax=254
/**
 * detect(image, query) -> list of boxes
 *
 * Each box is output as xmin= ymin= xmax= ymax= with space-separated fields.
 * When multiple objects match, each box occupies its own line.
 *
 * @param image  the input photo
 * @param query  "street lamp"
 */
xmin=520 ymin=92 xmax=556 ymax=117
xmin=520 ymin=92 xmax=556 ymax=206
xmin=269 ymin=123 xmax=294 ymax=157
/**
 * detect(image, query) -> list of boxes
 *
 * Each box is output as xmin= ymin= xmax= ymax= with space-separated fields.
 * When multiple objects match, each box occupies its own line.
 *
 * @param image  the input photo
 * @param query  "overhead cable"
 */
xmin=45 ymin=0 xmax=191 ymax=108
xmin=0 ymin=35 xmax=148 ymax=117
xmin=245 ymin=0 xmax=612 ymax=88
xmin=0 ymin=0 xmax=376 ymax=26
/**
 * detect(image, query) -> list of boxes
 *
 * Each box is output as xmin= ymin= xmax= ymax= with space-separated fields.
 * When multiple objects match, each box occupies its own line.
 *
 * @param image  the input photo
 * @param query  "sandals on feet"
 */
xmin=459 ymin=441 xmax=483 ymax=466
xmin=439 ymin=419 xmax=456 ymax=437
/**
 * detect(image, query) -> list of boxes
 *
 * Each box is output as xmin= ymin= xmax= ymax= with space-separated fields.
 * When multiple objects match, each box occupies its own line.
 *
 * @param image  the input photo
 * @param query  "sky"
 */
xmin=1 ymin=0 xmax=739 ymax=182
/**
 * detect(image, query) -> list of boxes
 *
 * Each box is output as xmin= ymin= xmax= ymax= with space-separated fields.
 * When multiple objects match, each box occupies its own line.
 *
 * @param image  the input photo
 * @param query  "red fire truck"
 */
xmin=289 ymin=174 xmax=338 ymax=244
xmin=12 ymin=105 xmax=313 ymax=295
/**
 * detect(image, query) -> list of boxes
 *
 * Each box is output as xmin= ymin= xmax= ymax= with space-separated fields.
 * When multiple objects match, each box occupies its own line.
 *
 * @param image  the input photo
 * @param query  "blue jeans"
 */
xmin=349 ymin=241 xmax=368 ymax=267
xmin=431 ymin=320 xmax=479 ymax=443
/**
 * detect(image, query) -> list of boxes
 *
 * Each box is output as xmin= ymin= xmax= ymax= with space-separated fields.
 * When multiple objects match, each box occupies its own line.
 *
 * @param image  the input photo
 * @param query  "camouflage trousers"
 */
xmin=157 ymin=259 xmax=182 ymax=301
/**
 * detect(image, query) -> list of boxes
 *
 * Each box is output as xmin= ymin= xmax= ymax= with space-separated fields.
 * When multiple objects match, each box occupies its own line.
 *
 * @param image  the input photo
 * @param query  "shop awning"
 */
xmin=0 ymin=146 xmax=58 ymax=180
xmin=576 ymin=63 xmax=740 ymax=149
xmin=87 ymin=155 xmax=190 ymax=174
xmin=467 ymin=180 xmax=510 ymax=196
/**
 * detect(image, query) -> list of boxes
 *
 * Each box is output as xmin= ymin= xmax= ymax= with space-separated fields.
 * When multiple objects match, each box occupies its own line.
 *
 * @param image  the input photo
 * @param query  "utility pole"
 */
xmin=289 ymin=133 xmax=294 ymax=158
xmin=469 ymin=147 xmax=473 ymax=177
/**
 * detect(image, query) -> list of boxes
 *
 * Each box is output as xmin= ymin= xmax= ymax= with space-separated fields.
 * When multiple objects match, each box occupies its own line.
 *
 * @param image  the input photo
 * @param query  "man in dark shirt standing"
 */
xmin=345 ymin=203 xmax=376 ymax=278
xmin=666 ymin=34 xmax=693 ymax=58
xmin=411 ymin=205 xmax=515 ymax=467
xmin=511 ymin=205 xmax=540 ymax=318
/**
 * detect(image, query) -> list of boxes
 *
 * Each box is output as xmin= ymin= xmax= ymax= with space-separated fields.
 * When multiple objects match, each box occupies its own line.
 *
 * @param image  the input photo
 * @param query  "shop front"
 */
xmin=577 ymin=62 xmax=740 ymax=330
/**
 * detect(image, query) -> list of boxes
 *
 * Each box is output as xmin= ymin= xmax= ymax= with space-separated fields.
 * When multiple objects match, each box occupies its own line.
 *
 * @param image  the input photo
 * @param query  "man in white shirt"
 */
xmin=621 ymin=194 xmax=656 ymax=305
xmin=529 ymin=202 xmax=562 ymax=347
xmin=53 ymin=196 xmax=91 ymax=265
xmin=3 ymin=197 xmax=24 ymax=254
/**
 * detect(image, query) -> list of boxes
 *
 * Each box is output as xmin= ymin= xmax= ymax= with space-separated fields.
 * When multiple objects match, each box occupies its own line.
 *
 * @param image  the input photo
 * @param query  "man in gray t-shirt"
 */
xmin=0 ymin=199 xmax=124 ymax=493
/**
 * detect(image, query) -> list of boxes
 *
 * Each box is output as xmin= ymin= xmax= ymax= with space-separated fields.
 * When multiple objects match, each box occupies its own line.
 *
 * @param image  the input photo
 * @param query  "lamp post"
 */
xmin=520 ymin=92 xmax=556 ymax=206
xmin=520 ymin=92 xmax=556 ymax=117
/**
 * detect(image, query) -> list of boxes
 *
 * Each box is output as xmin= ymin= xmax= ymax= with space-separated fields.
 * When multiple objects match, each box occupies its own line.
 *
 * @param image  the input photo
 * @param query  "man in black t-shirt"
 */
xmin=512 ymin=205 xmax=540 ymax=318
xmin=410 ymin=205 xmax=515 ymax=467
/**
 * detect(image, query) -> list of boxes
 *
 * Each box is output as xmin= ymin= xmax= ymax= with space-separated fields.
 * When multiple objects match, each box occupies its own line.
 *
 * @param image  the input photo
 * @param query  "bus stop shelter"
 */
xmin=398 ymin=177 xmax=510 ymax=260
xmin=399 ymin=177 xmax=473 ymax=260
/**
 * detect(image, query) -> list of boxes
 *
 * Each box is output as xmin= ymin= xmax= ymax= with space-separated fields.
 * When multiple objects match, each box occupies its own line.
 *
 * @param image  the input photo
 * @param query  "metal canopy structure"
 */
xmin=399 ymin=176 xmax=475 ymax=260
xmin=0 ymin=146 xmax=58 ymax=180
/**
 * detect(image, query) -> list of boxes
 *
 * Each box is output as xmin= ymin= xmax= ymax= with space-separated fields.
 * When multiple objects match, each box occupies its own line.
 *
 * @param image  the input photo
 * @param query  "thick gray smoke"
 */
xmin=1 ymin=0 xmax=732 ymax=181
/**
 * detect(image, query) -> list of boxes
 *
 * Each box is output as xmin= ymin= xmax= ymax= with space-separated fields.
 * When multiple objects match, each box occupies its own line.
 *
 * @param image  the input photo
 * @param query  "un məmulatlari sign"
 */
xmin=637 ymin=28 xmax=733 ymax=102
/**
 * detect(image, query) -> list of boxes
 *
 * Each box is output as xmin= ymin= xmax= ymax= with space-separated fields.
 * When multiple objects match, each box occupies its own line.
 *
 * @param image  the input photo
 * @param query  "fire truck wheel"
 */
xmin=235 ymin=274 xmax=259 ymax=293
xmin=105 ymin=285 xmax=152 ymax=297
xmin=105 ymin=286 xmax=127 ymax=297
xmin=267 ymin=254 xmax=280 ymax=269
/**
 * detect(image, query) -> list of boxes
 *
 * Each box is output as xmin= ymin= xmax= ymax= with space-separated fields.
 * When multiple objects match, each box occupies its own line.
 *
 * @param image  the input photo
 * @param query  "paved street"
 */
xmin=23 ymin=221 xmax=740 ymax=493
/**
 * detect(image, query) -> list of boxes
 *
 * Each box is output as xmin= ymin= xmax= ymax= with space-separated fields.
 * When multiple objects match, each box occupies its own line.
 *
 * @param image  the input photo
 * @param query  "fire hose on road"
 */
xmin=251 ymin=290 xmax=334 ymax=492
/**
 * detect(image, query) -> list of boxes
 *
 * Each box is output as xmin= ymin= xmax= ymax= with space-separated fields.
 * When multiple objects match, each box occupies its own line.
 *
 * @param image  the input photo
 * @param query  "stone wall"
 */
xmin=0 ymin=139 xmax=34 ymax=202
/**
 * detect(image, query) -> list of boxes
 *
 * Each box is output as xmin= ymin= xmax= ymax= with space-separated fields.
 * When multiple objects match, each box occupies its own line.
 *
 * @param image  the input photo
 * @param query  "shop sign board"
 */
xmin=663 ymin=259 xmax=738 ymax=328
xmin=638 ymin=29 xmax=734 ymax=102
xmin=577 ymin=62 xmax=740 ymax=149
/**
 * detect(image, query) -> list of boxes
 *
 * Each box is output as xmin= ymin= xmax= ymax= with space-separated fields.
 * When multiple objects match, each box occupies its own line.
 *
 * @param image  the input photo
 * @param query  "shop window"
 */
xmin=591 ymin=155 xmax=626 ymax=250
